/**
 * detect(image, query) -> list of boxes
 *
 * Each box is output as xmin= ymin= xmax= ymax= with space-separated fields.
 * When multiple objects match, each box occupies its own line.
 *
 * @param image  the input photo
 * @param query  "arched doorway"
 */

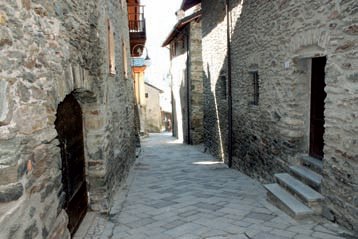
xmin=55 ymin=94 xmax=88 ymax=235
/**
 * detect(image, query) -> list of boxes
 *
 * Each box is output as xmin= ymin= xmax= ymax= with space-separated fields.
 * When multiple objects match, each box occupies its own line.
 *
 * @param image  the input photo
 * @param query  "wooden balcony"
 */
xmin=128 ymin=4 xmax=146 ymax=57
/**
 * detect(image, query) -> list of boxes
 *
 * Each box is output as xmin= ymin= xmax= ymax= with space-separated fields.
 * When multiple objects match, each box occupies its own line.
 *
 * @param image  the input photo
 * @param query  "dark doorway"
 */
xmin=55 ymin=94 xmax=87 ymax=235
xmin=309 ymin=57 xmax=327 ymax=160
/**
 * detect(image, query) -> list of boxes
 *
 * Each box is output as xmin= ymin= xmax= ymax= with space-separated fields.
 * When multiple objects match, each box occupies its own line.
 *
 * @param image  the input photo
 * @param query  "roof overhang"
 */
xmin=181 ymin=0 xmax=201 ymax=11
xmin=144 ymin=82 xmax=164 ymax=93
xmin=162 ymin=10 xmax=201 ymax=47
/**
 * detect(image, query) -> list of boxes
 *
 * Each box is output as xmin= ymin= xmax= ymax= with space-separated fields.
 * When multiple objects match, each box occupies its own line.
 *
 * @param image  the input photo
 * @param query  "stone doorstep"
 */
xmin=264 ymin=183 xmax=314 ymax=220
xmin=289 ymin=165 xmax=322 ymax=192
xmin=0 ymin=165 xmax=18 ymax=186
xmin=72 ymin=212 xmax=97 ymax=238
xmin=275 ymin=173 xmax=323 ymax=213
xmin=73 ymin=156 xmax=139 ymax=238
xmin=0 ymin=182 xmax=23 ymax=203
xmin=300 ymin=155 xmax=323 ymax=174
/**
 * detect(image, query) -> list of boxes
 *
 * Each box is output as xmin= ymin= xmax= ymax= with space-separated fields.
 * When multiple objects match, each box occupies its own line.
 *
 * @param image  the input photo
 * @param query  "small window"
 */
xmin=170 ymin=42 xmax=176 ymax=59
xmin=108 ymin=19 xmax=116 ymax=75
xmin=122 ymin=41 xmax=128 ymax=78
xmin=251 ymin=71 xmax=259 ymax=105
xmin=220 ymin=75 xmax=227 ymax=99
xmin=145 ymin=93 xmax=148 ymax=98
xmin=174 ymin=41 xmax=178 ymax=55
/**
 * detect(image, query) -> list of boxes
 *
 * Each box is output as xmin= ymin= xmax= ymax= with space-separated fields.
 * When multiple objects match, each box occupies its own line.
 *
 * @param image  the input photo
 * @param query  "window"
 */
xmin=170 ymin=42 xmax=176 ymax=59
xmin=220 ymin=74 xmax=227 ymax=99
xmin=145 ymin=93 xmax=148 ymax=98
xmin=108 ymin=19 xmax=116 ymax=75
xmin=251 ymin=71 xmax=259 ymax=105
xmin=122 ymin=41 xmax=128 ymax=77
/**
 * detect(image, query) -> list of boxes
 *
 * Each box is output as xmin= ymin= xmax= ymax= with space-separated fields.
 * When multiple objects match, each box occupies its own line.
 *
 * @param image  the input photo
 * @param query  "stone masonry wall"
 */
xmin=0 ymin=0 xmax=136 ymax=238
xmin=202 ymin=0 xmax=357 ymax=232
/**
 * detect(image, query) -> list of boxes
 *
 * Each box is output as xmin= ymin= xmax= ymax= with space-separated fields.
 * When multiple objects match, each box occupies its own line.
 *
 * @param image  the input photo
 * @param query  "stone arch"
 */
xmin=70 ymin=89 xmax=109 ymax=212
xmin=56 ymin=63 xmax=109 ymax=212
xmin=54 ymin=87 xmax=107 ymax=232
xmin=289 ymin=30 xmax=330 ymax=62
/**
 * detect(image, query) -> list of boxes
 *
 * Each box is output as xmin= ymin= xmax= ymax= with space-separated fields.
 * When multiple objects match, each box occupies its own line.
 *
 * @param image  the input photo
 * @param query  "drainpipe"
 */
xmin=226 ymin=0 xmax=233 ymax=168
xmin=186 ymin=27 xmax=191 ymax=145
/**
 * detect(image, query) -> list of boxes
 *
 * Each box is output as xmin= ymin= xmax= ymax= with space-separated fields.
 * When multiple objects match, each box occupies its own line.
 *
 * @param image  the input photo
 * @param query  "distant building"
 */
xmin=162 ymin=2 xmax=203 ymax=144
xmin=145 ymin=82 xmax=164 ymax=133
xmin=132 ymin=57 xmax=149 ymax=135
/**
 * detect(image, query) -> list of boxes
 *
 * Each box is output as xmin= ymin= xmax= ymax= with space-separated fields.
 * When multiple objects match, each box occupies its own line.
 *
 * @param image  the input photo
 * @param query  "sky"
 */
xmin=141 ymin=0 xmax=182 ymax=89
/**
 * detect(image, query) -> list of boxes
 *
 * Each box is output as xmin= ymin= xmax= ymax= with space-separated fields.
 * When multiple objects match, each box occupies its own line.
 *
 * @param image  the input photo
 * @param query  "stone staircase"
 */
xmin=264 ymin=155 xmax=324 ymax=219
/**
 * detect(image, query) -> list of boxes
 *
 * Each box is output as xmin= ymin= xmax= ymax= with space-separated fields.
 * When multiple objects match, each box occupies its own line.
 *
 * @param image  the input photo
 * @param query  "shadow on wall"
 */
xmin=179 ymin=73 xmax=188 ymax=144
xmin=171 ymin=88 xmax=178 ymax=139
xmin=202 ymin=0 xmax=289 ymax=183
xmin=203 ymin=64 xmax=227 ymax=162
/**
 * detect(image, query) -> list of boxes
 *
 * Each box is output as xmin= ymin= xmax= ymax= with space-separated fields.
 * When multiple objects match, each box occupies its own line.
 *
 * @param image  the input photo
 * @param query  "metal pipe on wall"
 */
xmin=226 ymin=0 xmax=233 ymax=168
xmin=186 ymin=27 xmax=191 ymax=145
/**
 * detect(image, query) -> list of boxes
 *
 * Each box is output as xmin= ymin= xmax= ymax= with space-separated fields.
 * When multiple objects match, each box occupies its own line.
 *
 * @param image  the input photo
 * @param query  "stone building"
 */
xmin=200 ymin=0 xmax=357 ymax=232
xmin=144 ymin=82 xmax=163 ymax=133
xmin=0 ymin=0 xmax=137 ymax=237
xmin=162 ymin=2 xmax=203 ymax=144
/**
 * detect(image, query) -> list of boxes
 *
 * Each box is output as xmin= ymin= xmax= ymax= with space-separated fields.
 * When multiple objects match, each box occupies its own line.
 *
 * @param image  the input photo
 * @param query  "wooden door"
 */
xmin=55 ymin=94 xmax=87 ymax=235
xmin=309 ymin=57 xmax=326 ymax=159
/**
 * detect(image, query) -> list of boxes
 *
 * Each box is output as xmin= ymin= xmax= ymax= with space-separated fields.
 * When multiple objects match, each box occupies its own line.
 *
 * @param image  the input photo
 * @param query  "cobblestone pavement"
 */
xmin=75 ymin=133 xmax=355 ymax=239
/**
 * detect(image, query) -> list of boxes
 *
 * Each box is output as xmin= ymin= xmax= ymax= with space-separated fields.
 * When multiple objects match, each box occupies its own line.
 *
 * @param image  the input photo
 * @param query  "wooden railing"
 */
xmin=128 ymin=5 xmax=146 ymax=33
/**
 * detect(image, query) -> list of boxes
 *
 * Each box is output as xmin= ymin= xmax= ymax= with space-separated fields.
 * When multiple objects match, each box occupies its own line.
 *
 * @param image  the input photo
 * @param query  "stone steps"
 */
xmin=264 ymin=183 xmax=313 ymax=219
xmin=265 ymin=155 xmax=324 ymax=219
xmin=301 ymin=155 xmax=323 ymax=174
xmin=290 ymin=165 xmax=322 ymax=192
xmin=275 ymin=173 xmax=323 ymax=213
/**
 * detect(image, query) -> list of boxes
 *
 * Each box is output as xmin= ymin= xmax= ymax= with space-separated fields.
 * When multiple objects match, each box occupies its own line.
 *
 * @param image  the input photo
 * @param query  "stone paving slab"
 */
xmin=75 ymin=133 xmax=356 ymax=239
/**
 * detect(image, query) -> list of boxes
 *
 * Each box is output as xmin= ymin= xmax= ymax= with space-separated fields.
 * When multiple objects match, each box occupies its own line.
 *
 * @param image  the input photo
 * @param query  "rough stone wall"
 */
xmin=145 ymin=84 xmax=162 ymax=132
xmin=202 ymin=0 xmax=357 ymax=232
xmin=0 ymin=0 xmax=135 ymax=238
xmin=102 ymin=0 xmax=136 ymax=213
xmin=189 ymin=20 xmax=204 ymax=145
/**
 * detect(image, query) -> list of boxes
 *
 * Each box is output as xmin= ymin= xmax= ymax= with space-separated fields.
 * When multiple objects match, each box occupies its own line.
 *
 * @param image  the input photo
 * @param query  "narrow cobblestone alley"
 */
xmin=75 ymin=134 xmax=354 ymax=239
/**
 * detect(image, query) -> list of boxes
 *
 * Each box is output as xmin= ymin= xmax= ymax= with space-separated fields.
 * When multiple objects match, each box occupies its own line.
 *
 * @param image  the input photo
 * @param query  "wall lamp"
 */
xmin=131 ymin=44 xmax=151 ymax=66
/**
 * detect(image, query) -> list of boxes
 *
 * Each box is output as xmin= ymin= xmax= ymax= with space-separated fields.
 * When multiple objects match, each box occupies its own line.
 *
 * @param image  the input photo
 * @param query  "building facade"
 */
xmin=0 ymin=0 xmax=136 ymax=237
xmin=201 ymin=0 xmax=357 ymax=232
xmin=128 ymin=0 xmax=149 ymax=137
xmin=144 ymin=82 xmax=163 ymax=133
xmin=132 ymin=59 xmax=148 ymax=135
xmin=163 ymin=4 xmax=204 ymax=144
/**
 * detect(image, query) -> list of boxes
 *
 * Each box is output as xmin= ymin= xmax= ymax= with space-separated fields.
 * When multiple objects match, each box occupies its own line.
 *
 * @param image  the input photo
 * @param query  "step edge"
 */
xmin=275 ymin=173 xmax=324 ymax=202
xmin=264 ymin=184 xmax=313 ymax=215
xmin=301 ymin=155 xmax=323 ymax=166
xmin=289 ymin=165 xmax=322 ymax=185
xmin=301 ymin=155 xmax=323 ymax=170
